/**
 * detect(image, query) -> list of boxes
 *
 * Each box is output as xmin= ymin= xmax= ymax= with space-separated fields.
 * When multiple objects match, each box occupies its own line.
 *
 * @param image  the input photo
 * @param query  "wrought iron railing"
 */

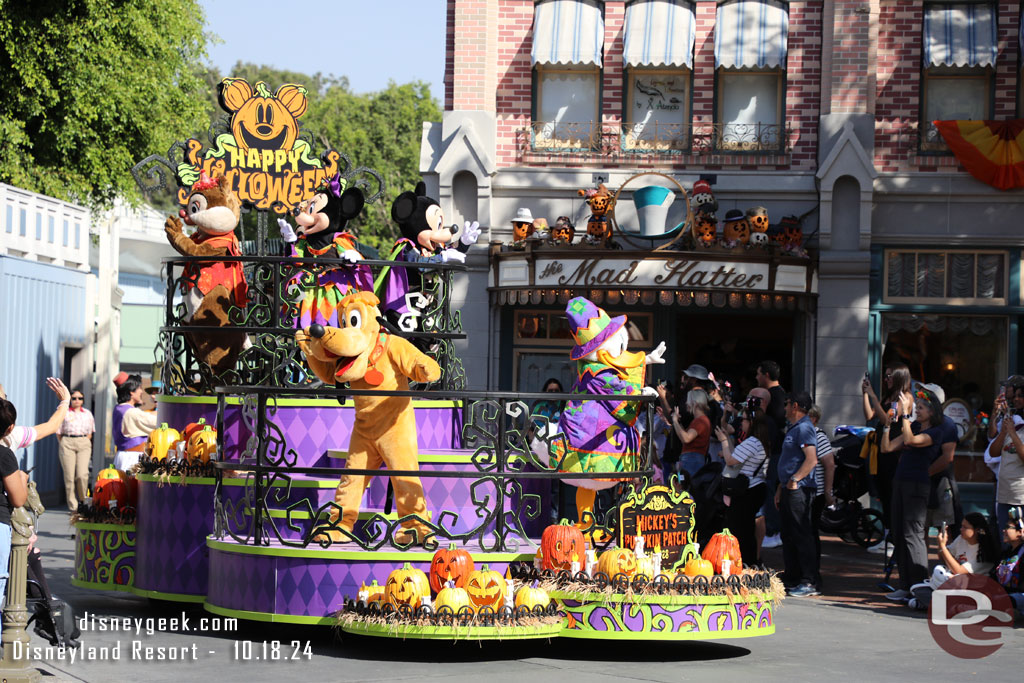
xmin=523 ymin=121 xmax=791 ymax=157
xmin=211 ymin=386 xmax=655 ymax=554
xmin=157 ymin=255 xmax=467 ymax=394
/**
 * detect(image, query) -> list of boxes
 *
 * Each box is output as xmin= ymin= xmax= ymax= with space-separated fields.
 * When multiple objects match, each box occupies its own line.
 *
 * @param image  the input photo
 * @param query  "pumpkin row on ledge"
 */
xmin=145 ymin=418 xmax=218 ymax=463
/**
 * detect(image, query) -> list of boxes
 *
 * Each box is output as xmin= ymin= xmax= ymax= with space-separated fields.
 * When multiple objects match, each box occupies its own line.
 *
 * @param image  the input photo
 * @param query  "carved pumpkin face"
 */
xmin=597 ymin=548 xmax=638 ymax=578
xmin=465 ymin=565 xmax=505 ymax=610
xmin=187 ymin=425 xmax=217 ymax=463
xmin=723 ymin=217 xmax=750 ymax=243
xmin=693 ymin=214 xmax=717 ymax=244
xmin=220 ymin=78 xmax=308 ymax=153
xmin=586 ymin=217 xmax=612 ymax=242
xmin=746 ymin=207 xmax=769 ymax=233
xmin=540 ymin=522 xmax=587 ymax=571
xmin=782 ymin=225 xmax=802 ymax=247
xmin=429 ymin=544 xmax=475 ymax=594
xmin=384 ymin=563 xmax=429 ymax=608
xmin=512 ymin=221 xmax=534 ymax=242
xmin=551 ymin=217 xmax=575 ymax=243
xmin=584 ymin=186 xmax=615 ymax=217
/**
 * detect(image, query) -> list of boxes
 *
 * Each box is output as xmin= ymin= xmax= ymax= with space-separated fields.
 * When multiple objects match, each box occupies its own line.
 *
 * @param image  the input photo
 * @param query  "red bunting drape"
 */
xmin=933 ymin=120 xmax=1024 ymax=191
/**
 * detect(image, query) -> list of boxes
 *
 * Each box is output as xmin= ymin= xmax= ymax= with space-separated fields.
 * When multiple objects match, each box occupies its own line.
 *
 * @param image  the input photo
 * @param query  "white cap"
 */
xmin=511 ymin=207 xmax=534 ymax=224
xmin=919 ymin=382 xmax=945 ymax=404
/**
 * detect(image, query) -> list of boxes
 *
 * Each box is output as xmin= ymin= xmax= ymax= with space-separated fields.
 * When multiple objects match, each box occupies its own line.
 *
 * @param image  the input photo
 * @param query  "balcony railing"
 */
xmin=523 ymin=121 xmax=791 ymax=159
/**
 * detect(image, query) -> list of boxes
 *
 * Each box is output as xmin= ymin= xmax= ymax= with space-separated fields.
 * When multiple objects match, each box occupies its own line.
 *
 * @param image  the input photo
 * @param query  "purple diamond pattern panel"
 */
xmin=135 ymin=479 xmax=215 ymax=596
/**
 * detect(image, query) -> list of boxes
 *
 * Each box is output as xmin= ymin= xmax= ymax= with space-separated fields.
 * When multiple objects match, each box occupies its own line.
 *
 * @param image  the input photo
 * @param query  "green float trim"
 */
xmin=206 ymin=538 xmax=533 ymax=562
xmin=204 ymin=602 xmax=334 ymax=626
xmin=128 ymin=587 xmax=206 ymax=603
xmin=339 ymin=620 xmax=564 ymax=640
xmin=555 ymin=624 xmax=775 ymax=641
xmin=137 ymin=474 xmax=339 ymax=488
xmin=71 ymin=578 xmax=135 ymax=593
xmin=73 ymin=522 xmax=137 ymax=532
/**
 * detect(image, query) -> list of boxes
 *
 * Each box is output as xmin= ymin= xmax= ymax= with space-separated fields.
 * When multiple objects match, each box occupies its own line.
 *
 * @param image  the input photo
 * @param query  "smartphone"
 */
xmin=864 ymin=371 xmax=870 ymax=381
xmin=940 ymin=521 xmax=948 ymax=534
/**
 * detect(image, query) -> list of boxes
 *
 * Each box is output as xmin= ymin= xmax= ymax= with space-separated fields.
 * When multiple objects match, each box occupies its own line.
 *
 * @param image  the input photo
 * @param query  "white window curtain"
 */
xmin=886 ymin=252 xmax=1004 ymax=299
xmin=923 ymin=3 xmax=998 ymax=68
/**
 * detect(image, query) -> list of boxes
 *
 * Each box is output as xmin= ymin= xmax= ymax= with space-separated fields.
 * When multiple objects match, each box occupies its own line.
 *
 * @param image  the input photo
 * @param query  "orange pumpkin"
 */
xmin=722 ymin=210 xmax=750 ymax=243
xmin=93 ymin=467 xmax=128 ymax=511
xmin=145 ymin=423 xmax=181 ymax=461
xmin=702 ymin=528 xmax=743 ymax=574
xmin=429 ymin=544 xmax=475 ymax=594
xmin=551 ymin=216 xmax=575 ymax=244
xmin=683 ymin=557 xmax=714 ymax=578
xmin=181 ymin=417 xmax=210 ymax=443
xmin=465 ymin=564 xmax=505 ymax=611
xmin=116 ymin=469 xmax=139 ymax=507
xmin=746 ymin=206 xmax=770 ymax=233
xmin=366 ymin=579 xmax=385 ymax=603
xmin=187 ymin=425 xmax=218 ymax=463
xmin=512 ymin=220 xmax=534 ymax=242
xmin=384 ymin=563 xmax=430 ymax=608
xmin=597 ymin=548 xmax=637 ymax=578
xmin=540 ymin=520 xmax=586 ymax=571
xmin=692 ymin=212 xmax=717 ymax=244
xmin=219 ymin=78 xmax=308 ymax=154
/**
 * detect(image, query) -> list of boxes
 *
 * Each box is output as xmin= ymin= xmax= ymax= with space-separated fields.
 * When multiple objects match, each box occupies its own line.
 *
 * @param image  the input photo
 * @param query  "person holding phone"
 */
xmin=907 ymin=513 xmax=998 ymax=610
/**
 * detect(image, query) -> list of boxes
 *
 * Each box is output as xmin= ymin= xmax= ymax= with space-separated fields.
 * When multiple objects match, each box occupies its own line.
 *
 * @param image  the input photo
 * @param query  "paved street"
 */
xmin=20 ymin=512 xmax=1022 ymax=683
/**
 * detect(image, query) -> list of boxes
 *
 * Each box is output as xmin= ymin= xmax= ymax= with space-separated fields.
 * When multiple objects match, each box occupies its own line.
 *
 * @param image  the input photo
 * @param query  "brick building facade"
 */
xmin=422 ymin=0 xmax=1024 ymax=473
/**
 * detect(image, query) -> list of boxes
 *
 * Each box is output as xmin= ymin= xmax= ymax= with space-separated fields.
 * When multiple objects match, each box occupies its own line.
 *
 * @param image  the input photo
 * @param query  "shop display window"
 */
xmin=624 ymin=68 xmax=690 ymax=151
xmin=884 ymin=250 xmax=1006 ymax=305
xmin=533 ymin=66 xmax=600 ymax=149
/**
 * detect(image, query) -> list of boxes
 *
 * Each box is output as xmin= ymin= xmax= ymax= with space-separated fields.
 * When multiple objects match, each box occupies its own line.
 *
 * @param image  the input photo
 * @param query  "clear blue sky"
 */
xmin=200 ymin=1 xmax=446 ymax=98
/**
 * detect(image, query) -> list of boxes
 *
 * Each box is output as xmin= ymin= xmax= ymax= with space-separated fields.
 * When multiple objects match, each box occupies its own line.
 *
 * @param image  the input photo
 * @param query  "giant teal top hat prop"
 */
xmin=632 ymin=186 xmax=675 ymax=237
xmin=609 ymin=172 xmax=692 ymax=250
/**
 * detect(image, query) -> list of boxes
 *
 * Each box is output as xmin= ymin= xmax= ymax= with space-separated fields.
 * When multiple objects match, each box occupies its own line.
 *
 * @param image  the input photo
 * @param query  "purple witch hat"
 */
xmin=566 ymin=296 xmax=626 ymax=361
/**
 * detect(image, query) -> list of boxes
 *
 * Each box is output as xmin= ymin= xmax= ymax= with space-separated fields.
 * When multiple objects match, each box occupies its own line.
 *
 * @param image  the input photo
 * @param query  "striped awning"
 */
xmin=924 ymin=3 xmax=998 ymax=67
xmin=714 ymin=0 xmax=788 ymax=69
xmin=623 ymin=0 xmax=696 ymax=68
xmin=531 ymin=0 xmax=605 ymax=67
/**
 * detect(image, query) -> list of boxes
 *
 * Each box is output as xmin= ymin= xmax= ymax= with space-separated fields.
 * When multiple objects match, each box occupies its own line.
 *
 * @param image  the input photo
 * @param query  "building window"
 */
xmin=920 ymin=3 xmax=997 ymax=152
xmin=534 ymin=65 xmax=601 ymax=148
xmin=714 ymin=0 xmax=788 ymax=152
xmin=514 ymin=309 xmax=652 ymax=345
xmin=621 ymin=0 xmax=695 ymax=151
xmin=884 ymin=250 xmax=1006 ymax=305
xmin=530 ymin=0 xmax=605 ymax=149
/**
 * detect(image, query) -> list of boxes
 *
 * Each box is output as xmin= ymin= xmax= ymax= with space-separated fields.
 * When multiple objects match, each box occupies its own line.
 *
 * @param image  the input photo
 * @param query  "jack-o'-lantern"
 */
xmin=365 ymin=579 xmax=385 ymax=603
xmin=635 ymin=555 xmax=656 ymax=579
xmin=597 ymin=548 xmax=638 ymax=578
xmin=93 ymin=467 xmax=128 ymax=511
xmin=145 ymin=423 xmax=181 ymax=461
xmin=513 ymin=222 xmax=534 ymax=241
xmin=435 ymin=580 xmax=473 ymax=614
xmin=683 ymin=557 xmax=714 ymax=578
xmin=219 ymin=78 xmax=308 ymax=153
xmin=702 ymin=528 xmax=743 ymax=575
xmin=692 ymin=212 xmax=717 ymax=245
xmin=181 ymin=417 xmax=210 ymax=443
xmin=579 ymin=184 xmax=615 ymax=218
xmin=384 ymin=563 xmax=430 ymax=608
xmin=776 ymin=215 xmax=803 ymax=249
xmin=429 ymin=544 xmax=475 ymax=594
xmin=586 ymin=216 xmax=612 ymax=243
xmin=746 ymin=206 xmax=770 ymax=233
xmin=465 ymin=564 xmax=505 ymax=611
xmin=540 ymin=520 xmax=587 ymax=571
xmin=551 ymin=216 xmax=576 ymax=244
xmin=722 ymin=209 xmax=750 ymax=244
xmin=187 ymin=425 xmax=218 ymax=463
xmin=514 ymin=581 xmax=551 ymax=610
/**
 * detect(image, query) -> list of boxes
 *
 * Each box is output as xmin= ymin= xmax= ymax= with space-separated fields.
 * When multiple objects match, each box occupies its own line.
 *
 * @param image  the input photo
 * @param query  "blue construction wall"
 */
xmin=0 ymin=255 xmax=90 ymax=498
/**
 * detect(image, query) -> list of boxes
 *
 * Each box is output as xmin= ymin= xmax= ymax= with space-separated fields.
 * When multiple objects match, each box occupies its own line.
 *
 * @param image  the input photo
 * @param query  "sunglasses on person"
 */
xmin=71 ymin=395 xmax=84 ymax=400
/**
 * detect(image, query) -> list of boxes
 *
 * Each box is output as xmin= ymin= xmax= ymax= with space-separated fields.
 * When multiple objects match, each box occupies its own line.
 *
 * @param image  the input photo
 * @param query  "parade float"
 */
xmin=72 ymin=76 xmax=783 ymax=643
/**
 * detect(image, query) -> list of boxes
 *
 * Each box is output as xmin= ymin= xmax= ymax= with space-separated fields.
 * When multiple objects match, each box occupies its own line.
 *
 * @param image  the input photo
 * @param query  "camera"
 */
xmin=746 ymin=395 xmax=763 ymax=411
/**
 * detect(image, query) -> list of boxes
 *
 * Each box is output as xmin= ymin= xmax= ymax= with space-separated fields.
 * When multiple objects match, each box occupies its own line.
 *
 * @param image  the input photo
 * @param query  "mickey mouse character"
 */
xmin=164 ymin=173 xmax=248 ymax=376
xmin=374 ymin=182 xmax=480 ymax=332
xmin=278 ymin=173 xmax=374 ymax=329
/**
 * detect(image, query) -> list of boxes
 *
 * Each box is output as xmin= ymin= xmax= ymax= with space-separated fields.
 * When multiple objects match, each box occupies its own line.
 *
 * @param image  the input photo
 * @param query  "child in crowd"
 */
xmin=907 ymin=512 xmax=998 ymax=609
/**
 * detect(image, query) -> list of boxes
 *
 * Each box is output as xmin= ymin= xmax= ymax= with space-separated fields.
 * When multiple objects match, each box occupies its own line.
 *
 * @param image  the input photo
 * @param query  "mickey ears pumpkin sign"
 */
xmin=173 ymin=77 xmax=341 ymax=212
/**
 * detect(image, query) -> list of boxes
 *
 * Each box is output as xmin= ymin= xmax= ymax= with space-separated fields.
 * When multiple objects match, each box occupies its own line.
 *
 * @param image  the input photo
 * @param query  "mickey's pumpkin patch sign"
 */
xmin=174 ymin=78 xmax=339 ymax=212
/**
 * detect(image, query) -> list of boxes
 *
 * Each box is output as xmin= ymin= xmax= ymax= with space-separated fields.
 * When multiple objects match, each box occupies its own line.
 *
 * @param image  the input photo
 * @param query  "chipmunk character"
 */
xmin=296 ymin=291 xmax=441 ymax=546
xmin=277 ymin=173 xmax=373 ymax=328
xmin=579 ymin=184 xmax=616 ymax=247
xmin=533 ymin=297 xmax=666 ymax=537
xmin=374 ymin=182 xmax=479 ymax=333
xmin=164 ymin=173 xmax=248 ymax=376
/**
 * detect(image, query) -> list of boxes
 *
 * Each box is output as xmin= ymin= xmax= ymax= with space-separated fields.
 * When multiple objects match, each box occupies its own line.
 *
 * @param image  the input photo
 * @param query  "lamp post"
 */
xmin=0 ymin=482 xmax=44 ymax=682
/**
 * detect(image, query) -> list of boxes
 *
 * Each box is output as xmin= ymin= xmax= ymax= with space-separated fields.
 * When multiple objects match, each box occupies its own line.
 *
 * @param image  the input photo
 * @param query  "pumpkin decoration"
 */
xmin=540 ymin=520 xmax=587 ymax=571
xmin=683 ymin=557 xmax=714 ymax=578
xmin=776 ymin=215 xmax=803 ymax=249
xmin=551 ymin=216 xmax=576 ymax=244
xmin=746 ymin=206 xmax=769 ymax=233
xmin=384 ymin=563 xmax=430 ymax=608
xmin=635 ymin=555 xmax=656 ymax=580
xmin=692 ymin=212 xmax=717 ymax=245
xmin=219 ymin=79 xmax=308 ymax=155
xmin=465 ymin=564 xmax=505 ymax=611
xmin=702 ymin=528 xmax=743 ymax=575
xmin=181 ymin=417 xmax=210 ymax=443
xmin=722 ymin=209 xmax=750 ymax=244
xmin=597 ymin=548 xmax=638 ymax=579
xmin=512 ymin=221 xmax=534 ymax=242
xmin=187 ymin=425 xmax=218 ymax=463
xmin=578 ymin=184 xmax=616 ymax=246
xmin=515 ymin=581 xmax=551 ymax=611
xmin=429 ymin=544 xmax=475 ymax=594
xmin=93 ymin=467 xmax=129 ymax=511
xmin=681 ymin=542 xmax=701 ymax=566
xmin=435 ymin=580 xmax=473 ymax=614
xmin=366 ymin=579 xmax=385 ymax=603
xmin=117 ymin=469 xmax=139 ymax=507
xmin=145 ymin=423 xmax=181 ymax=461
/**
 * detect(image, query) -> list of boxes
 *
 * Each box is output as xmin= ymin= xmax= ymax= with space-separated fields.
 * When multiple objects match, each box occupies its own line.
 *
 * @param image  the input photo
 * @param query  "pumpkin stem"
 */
xmin=481 ymin=564 xmax=490 ymax=571
xmin=255 ymin=81 xmax=271 ymax=98
xmin=159 ymin=422 xmax=168 ymax=429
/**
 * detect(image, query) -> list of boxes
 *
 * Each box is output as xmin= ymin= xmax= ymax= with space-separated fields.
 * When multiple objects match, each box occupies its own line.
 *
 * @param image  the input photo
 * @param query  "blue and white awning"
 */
xmin=531 ymin=0 xmax=605 ymax=67
xmin=924 ymin=3 xmax=998 ymax=67
xmin=623 ymin=0 xmax=696 ymax=68
xmin=714 ymin=0 xmax=788 ymax=69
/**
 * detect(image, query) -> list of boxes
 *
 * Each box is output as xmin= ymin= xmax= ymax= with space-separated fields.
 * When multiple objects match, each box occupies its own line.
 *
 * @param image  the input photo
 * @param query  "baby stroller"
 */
xmin=817 ymin=429 xmax=885 ymax=548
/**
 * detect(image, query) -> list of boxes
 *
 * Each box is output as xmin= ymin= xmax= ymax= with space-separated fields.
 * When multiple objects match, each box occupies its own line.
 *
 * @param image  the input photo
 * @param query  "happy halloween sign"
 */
xmin=618 ymin=484 xmax=695 ymax=570
xmin=173 ymin=78 xmax=339 ymax=212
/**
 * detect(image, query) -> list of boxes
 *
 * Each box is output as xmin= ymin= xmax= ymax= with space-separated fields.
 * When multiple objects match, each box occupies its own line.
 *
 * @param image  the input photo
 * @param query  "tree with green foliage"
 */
xmin=0 ymin=0 xmax=211 ymax=207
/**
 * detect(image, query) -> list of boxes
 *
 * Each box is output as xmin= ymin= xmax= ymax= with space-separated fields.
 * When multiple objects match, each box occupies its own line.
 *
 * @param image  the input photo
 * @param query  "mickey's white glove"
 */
xmin=645 ymin=341 xmax=667 ymax=365
xmin=642 ymin=386 xmax=659 ymax=397
xmin=341 ymin=249 xmax=361 ymax=264
xmin=277 ymin=218 xmax=297 ymax=243
xmin=439 ymin=249 xmax=466 ymax=264
xmin=460 ymin=221 xmax=481 ymax=247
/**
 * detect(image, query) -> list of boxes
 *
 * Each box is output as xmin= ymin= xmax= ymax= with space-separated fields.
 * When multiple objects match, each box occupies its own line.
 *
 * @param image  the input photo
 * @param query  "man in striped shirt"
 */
xmin=808 ymin=404 xmax=836 ymax=593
